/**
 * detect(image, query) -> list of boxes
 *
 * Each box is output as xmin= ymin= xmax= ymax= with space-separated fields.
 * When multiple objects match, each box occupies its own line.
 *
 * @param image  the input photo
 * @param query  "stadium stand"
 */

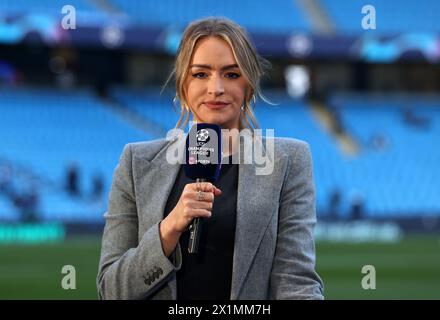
xmin=0 ymin=87 xmax=149 ymax=222
xmin=319 ymin=0 xmax=440 ymax=34
xmin=2 ymin=0 xmax=439 ymax=36
xmin=111 ymin=86 xmax=180 ymax=131
xmin=0 ymin=0 xmax=438 ymax=222
xmin=109 ymin=0 xmax=310 ymax=33
xmin=0 ymin=0 xmax=110 ymax=25
xmin=328 ymin=93 xmax=440 ymax=216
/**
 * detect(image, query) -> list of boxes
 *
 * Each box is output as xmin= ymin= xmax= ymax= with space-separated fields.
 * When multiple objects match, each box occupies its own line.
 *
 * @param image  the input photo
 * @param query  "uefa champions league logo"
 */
xmin=196 ymin=129 xmax=210 ymax=146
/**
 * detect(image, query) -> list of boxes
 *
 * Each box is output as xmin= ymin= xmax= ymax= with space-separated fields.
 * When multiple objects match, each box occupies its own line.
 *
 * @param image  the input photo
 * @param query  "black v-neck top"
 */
xmin=164 ymin=155 xmax=239 ymax=300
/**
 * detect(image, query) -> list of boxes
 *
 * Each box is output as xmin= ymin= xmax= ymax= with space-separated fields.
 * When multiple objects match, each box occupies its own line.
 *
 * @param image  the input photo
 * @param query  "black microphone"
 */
xmin=184 ymin=123 xmax=222 ymax=254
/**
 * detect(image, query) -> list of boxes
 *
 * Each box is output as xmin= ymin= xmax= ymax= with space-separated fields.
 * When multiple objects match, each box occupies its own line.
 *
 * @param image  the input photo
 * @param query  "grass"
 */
xmin=316 ymin=235 xmax=440 ymax=299
xmin=0 ymin=236 xmax=101 ymax=299
xmin=0 ymin=235 xmax=438 ymax=299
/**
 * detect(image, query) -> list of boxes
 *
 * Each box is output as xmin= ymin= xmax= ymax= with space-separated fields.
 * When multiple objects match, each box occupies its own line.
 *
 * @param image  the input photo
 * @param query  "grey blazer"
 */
xmin=97 ymin=133 xmax=324 ymax=300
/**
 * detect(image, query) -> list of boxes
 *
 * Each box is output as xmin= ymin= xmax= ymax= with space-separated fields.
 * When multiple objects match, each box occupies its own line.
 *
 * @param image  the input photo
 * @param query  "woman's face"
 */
xmin=184 ymin=36 xmax=249 ymax=130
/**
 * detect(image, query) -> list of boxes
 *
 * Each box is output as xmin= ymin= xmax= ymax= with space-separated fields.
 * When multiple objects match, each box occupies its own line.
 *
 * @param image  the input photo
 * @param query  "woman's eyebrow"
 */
xmin=190 ymin=64 xmax=239 ymax=71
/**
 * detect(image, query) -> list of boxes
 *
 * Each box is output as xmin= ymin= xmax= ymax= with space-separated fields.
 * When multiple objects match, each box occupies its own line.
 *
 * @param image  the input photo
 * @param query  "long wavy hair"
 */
xmin=164 ymin=17 xmax=271 ymax=131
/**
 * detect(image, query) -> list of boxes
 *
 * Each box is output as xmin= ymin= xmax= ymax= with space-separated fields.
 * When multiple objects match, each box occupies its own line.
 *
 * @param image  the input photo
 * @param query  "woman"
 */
xmin=97 ymin=17 xmax=323 ymax=300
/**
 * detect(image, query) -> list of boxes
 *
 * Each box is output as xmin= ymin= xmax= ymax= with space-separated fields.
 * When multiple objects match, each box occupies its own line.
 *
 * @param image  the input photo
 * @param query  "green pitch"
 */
xmin=316 ymin=235 xmax=440 ymax=299
xmin=0 ymin=235 xmax=438 ymax=299
xmin=0 ymin=236 xmax=101 ymax=300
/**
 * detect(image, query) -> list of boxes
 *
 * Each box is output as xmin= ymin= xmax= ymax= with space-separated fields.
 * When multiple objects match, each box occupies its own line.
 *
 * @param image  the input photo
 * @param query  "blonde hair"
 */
xmin=165 ymin=17 xmax=270 ymax=131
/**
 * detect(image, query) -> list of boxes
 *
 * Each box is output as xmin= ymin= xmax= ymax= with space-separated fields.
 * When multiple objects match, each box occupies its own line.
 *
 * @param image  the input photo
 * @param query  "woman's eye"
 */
xmin=226 ymin=72 xmax=240 ymax=79
xmin=192 ymin=72 xmax=207 ymax=79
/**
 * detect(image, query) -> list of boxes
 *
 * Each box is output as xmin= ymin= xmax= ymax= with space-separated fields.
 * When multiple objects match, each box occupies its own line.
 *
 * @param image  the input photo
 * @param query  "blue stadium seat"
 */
xmin=329 ymin=92 xmax=440 ymax=216
xmin=109 ymin=0 xmax=310 ymax=33
xmin=320 ymin=0 xmax=440 ymax=34
xmin=0 ymin=87 xmax=150 ymax=222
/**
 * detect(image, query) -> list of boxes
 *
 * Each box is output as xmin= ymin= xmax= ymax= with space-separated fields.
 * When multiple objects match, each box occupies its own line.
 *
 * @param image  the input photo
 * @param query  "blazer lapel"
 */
xmin=230 ymin=133 xmax=283 ymax=299
xmin=135 ymin=135 xmax=185 ymax=230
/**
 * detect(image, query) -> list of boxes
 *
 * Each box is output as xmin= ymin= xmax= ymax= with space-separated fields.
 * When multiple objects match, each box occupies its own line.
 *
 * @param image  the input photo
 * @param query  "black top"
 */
xmin=163 ymin=155 xmax=239 ymax=300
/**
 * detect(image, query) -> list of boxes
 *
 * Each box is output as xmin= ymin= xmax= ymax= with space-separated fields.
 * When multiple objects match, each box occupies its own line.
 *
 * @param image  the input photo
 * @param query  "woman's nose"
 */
xmin=207 ymin=74 xmax=225 ymax=96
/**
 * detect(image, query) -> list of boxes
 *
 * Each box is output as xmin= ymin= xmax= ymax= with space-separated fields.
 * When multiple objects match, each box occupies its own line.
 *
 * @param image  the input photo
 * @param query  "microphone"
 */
xmin=184 ymin=123 xmax=222 ymax=254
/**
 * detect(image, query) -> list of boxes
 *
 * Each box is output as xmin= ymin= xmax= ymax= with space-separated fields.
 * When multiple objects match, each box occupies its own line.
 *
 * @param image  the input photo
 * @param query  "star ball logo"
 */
xmin=196 ymin=129 xmax=210 ymax=146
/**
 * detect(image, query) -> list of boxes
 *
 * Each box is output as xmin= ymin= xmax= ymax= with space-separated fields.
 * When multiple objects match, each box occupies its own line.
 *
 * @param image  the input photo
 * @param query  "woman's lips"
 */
xmin=204 ymin=102 xmax=230 ymax=109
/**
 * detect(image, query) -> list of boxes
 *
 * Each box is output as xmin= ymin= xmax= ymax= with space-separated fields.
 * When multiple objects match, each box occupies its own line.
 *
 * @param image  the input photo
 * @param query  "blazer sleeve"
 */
xmin=269 ymin=141 xmax=324 ymax=299
xmin=96 ymin=143 xmax=181 ymax=300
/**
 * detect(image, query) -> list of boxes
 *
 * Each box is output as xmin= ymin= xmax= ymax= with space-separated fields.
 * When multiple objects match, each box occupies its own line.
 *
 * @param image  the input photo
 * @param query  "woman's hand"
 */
xmin=159 ymin=182 xmax=222 ymax=257
xmin=169 ymin=182 xmax=222 ymax=232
